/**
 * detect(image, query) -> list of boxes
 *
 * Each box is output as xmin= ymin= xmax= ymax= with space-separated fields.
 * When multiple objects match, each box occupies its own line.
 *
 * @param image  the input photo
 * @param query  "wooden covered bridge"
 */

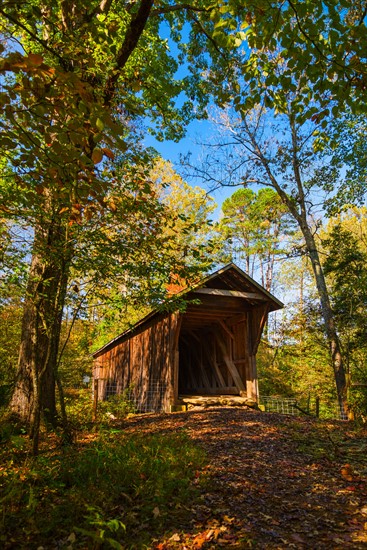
xmin=92 ymin=264 xmax=283 ymax=412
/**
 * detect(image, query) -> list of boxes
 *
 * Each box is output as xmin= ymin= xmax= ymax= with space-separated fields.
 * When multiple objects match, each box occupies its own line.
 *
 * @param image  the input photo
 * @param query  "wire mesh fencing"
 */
xmin=260 ymin=395 xmax=348 ymax=421
xmin=98 ymin=379 xmax=167 ymax=414
xmin=260 ymin=396 xmax=299 ymax=415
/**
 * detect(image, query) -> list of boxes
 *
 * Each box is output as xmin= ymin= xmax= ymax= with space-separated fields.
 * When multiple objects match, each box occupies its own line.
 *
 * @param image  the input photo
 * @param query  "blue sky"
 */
xmin=144 ymin=118 xmax=238 ymax=220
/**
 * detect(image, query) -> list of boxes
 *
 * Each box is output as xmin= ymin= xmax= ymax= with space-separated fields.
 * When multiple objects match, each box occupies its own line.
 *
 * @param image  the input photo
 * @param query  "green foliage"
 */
xmin=58 ymin=320 xmax=94 ymax=388
xmin=218 ymin=187 xmax=294 ymax=289
xmin=322 ymin=213 xmax=367 ymax=418
xmin=64 ymin=388 xmax=136 ymax=429
xmin=74 ymin=508 xmax=126 ymax=549
xmin=257 ymin=329 xmax=337 ymax=416
xmin=324 ymin=116 xmax=367 ymax=214
xmin=258 ymin=208 xmax=367 ymax=420
xmin=258 ymin=253 xmax=339 ymax=416
xmin=0 ymin=220 xmax=28 ymax=391
xmin=0 ymin=428 xmax=206 ymax=548
xmin=206 ymin=0 xmax=367 ymax=119
xmin=323 ymin=221 xmax=367 ymax=333
xmin=0 ymin=302 xmax=22 ymax=389
xmin=63 ymin=389 xmax=95 ymax=428
xmin=158 ymin=159 xmax=218 ymax=273
xmin=98 ymin=391 xmax=137 ymax=419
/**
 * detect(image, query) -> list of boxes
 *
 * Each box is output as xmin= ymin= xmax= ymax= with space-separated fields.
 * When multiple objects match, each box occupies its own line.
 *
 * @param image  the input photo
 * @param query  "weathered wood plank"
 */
xmin=193 ymin=288 xmax=265 ymax=300
xmin=216 ymin=331 xmax=246 ymax=392
xmin=202 ymin=337 xmax=226 ymax=388
xmin=180 ymin=387 xmax=238 ymax=396
xmin=219 ymin=320 xmax=234 ymax=340
xmin=250 ymin=304 xmax=270 ymax=354
xmin=172 ymin=314 xmax=182 ymax=403
xmin=188 ymin=329 xmax=201 ymax=343
xmin=195 ymin=347 xmax=212 ymax=389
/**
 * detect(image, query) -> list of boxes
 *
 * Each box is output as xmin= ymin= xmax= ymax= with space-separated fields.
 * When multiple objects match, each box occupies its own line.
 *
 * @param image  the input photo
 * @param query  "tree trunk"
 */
xmin=10 ymin=218 xmax=71 ymax=434
xmin=300 ymin=221 xmax=348 ymax=417
xmin=248 ymin=116 xmax=348 ymax=417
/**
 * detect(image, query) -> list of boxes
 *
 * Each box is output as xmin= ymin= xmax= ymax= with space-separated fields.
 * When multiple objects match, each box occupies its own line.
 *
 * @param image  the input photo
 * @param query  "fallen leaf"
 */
xmin=341 ymin=464 xmax=354 ymax=482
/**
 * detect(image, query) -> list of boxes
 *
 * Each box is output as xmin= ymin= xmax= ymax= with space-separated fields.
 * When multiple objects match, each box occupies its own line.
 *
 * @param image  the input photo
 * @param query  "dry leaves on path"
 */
xmin=122 ymin=407 xmax=367 ymax=549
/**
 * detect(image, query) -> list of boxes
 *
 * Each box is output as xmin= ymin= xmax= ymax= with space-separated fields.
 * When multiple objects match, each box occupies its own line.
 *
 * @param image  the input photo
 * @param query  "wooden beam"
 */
xmin=216 ymin=331 xmax=246 ymax=392
xmin=247 ymin=355 xmax=259 ymax=401
xmin=184 ymin=346 xmax=198 ymax=389
xmin=218 ymin=320 xmax=234 ymax=340
xmin=188 ymin=329 xmax=201 ymax=343
xmin=202 ymin=337 xmax=226 ymax=388
xmin=226 ymin=313 xmax=248 ymax=326
xmin=193 ymin=288 xmax=265 ymax=300
xmin=190 ymin=343 xmax=212 ymax=390
xmin=172 ymin=315 xmax=182 ymax=403
xmin=181 ymin=387 xmax=238 ymax=396
xmin=250 ymin=304 xmax=270 ymax=354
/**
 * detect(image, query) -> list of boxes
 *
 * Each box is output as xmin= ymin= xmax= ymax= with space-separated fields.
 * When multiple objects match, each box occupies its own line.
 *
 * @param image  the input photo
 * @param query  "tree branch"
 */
xmin=191 ymin=13 xmax=222 ymax=55
xmin=151 ymin=3 xmax=211 ymax=15
xmin=0 ymin=8 xmax=70 ymax=70
xmin=104 ymin=0 xmax=154 ymax=105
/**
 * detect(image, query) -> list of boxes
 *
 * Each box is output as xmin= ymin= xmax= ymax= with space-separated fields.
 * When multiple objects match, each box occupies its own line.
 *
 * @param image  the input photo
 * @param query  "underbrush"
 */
xmin=282 ymin=418 xmax=367 ymax=468
xmin=0 ymin=428 xmax=207 ymax=549
xmin=65 ymin=388 xmax=136 ymax=430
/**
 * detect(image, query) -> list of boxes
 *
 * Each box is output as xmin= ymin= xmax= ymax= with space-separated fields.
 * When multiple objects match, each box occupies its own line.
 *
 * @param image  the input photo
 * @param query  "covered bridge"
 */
xmin=92 ymin=263 xmax=283 ymax=412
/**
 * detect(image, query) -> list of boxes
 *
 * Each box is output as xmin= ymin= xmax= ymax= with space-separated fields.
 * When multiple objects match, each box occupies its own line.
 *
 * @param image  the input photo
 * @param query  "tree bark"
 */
xmin=10 ymin=218 xmax=71 ymax=434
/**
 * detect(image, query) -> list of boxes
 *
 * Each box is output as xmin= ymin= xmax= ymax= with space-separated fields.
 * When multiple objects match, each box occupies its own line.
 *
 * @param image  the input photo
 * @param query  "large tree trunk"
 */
xmin=10 ymin=218 xmax=71 ymax=434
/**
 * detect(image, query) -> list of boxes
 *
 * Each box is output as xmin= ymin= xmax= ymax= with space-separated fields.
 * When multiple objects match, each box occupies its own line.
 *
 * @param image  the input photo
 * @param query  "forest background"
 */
xmin=1 ymin=0 xmax=367 ymax=447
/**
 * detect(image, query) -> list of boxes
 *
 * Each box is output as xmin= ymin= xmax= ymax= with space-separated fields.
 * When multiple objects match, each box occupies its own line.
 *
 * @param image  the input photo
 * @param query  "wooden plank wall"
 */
xmin=94 ymin=313 xmax=180 ymax=411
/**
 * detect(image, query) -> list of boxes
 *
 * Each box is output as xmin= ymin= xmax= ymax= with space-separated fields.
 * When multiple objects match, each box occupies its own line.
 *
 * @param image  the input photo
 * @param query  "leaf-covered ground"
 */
xmin=2 ymin=407 xmax=367 ymax=548
xmin=121 ymin=407 xmax=367 ymax=549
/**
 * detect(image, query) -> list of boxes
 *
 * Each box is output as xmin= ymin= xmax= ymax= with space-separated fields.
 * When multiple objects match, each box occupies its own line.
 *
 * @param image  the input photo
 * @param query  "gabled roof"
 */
xmin=92 ymin=263 xmax=283 ymax=358
xmin=190 ymin=262 xmax=283 ymax=310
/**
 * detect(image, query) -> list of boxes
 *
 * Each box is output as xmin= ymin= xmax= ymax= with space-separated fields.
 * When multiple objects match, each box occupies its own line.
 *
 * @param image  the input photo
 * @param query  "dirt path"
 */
xmin=122 ymin=407 xmax=367 ymax=549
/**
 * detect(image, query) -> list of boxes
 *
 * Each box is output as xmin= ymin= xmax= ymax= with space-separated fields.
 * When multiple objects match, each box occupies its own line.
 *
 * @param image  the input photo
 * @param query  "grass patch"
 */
xmin=0 ymin=429 xmax=206 ymax=549
xmin=282 ymin=418 xmax=367 ymax=466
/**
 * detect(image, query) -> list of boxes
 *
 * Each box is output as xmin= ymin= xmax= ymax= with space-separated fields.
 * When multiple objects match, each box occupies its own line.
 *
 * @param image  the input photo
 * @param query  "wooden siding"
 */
xmin=94 ymin=313 xmax=180 ymax=411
